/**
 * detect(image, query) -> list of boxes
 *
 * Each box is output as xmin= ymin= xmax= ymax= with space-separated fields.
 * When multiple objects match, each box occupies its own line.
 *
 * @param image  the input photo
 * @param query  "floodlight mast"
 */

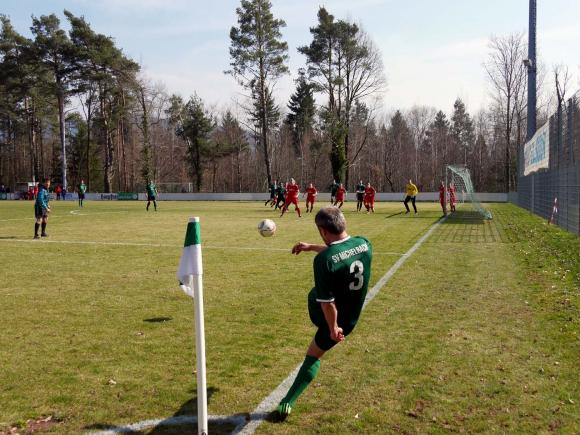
xmin=526 ymin=0 xmax=537 ymax=141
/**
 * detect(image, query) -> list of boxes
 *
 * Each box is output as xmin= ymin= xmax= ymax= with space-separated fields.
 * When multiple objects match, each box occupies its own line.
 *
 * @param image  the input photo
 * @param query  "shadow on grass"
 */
xmin=442 ymin=210 xmax=485 ymax=225
xmin=84 ymin=387 xmax=245 ymax=434
xmin=144 ymin=317 xmax=173 ymax=323
xmin=0 ymin=236 xmax=18 ymax=239
xmin=383 ymin=212 xmax=441 ymax=219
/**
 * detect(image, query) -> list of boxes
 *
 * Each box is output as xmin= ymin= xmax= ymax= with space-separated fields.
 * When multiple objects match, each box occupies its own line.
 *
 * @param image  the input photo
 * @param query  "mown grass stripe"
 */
xmin=0 ymin=238 xmax=404 ymax=255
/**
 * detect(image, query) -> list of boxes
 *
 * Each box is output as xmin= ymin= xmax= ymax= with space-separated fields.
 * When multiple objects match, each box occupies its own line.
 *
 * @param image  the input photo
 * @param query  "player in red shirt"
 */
xmin=54 ymin=184 xmax=62 ymax=200
xmin=364 ymin=182 xmax=376 ymax=213
xmin=280 ymin=178 xmax=302 ymax=217
xmin=438 ymin=181 xmax=447 ymax=216
xmin=304 ymin=183 xmax=318 ymax=213
xmin=448 ymin=182 xmax=457 ymax=213
xmin=333 ymin=183 xmax=347 ymax=208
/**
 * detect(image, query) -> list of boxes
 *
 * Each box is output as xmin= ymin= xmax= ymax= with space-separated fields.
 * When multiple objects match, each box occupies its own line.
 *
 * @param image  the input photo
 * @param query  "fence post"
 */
xmin=568 ymin=98 xmax=574 ymax=164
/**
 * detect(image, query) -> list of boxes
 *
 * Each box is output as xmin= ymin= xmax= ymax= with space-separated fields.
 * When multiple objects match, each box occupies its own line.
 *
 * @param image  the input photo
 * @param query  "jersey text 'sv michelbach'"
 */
xmin=312 ymin=236 xmax=372 ymax=331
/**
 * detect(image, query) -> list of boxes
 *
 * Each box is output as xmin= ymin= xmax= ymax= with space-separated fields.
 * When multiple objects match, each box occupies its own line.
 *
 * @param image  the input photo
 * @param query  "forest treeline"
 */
xmin=0 ymin=2 xmax=564 ymax=194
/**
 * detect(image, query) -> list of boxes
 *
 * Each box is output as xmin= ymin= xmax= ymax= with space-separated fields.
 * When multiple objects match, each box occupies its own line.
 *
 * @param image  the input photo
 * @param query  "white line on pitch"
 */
xmin=232 ymin=215 xmax=448 ymax=435
xmin=0 ymin=211 xmax=129 ymax=222
xmin=88 ymin=414 xmax=246 ymax=434
xmin=0 ymin=238 xmax=404 ymax=256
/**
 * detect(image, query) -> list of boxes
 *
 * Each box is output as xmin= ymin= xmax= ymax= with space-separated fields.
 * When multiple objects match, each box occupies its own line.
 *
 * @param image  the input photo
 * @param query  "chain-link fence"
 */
xmin=514 ymin=89 xmax=580 ymax=235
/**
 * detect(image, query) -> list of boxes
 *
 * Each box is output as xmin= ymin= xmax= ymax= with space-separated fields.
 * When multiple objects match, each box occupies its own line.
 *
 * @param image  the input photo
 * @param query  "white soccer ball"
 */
xmin=258 ymin=219 xmax=276 ymax=237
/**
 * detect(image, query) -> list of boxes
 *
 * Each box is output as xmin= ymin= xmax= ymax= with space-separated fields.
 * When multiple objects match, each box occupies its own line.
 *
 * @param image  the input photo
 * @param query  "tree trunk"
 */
xmin=58 ymin=91 xmax=67 ymax=191
xmin=25 ymin=98 xmax=36 ymax=182
xmin=259 ymin=79 xmax=272 ymax=185
xmin=344 ymin=126 xmax=350 ymax=187
xmin=103 ymin=104 xmax=114 ymax=193
xmin=86 ymin=103 xmax=92 ymax=189
xmin=237 ymin=150 xmax=242 ymax=193
xmin=505 ymin=98 xmax=511 ymax=192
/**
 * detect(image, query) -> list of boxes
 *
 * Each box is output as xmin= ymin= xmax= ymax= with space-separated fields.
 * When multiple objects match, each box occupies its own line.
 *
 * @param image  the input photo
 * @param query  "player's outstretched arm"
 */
xmin=291 ymin=242 xmax=326 ymax=255
xmin=320 ymin=302 xmax=344 ymax=342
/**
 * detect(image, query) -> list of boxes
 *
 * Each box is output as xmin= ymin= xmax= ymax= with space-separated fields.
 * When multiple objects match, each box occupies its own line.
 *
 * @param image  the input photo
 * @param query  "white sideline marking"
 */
xmin=0 ymin=238 xmax=403 ymax=256
xmin=233 ymin=216 xmax=448 ymax=434
xmin=88 ymin=414 xmax=246 ymax=434
xmin=0 ymin=211 xmax=128 ymax=222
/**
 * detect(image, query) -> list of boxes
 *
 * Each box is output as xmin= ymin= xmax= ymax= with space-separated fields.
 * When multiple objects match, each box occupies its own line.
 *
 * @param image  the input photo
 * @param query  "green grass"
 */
xmin=0 ymin=200 xmax=577 ymax=434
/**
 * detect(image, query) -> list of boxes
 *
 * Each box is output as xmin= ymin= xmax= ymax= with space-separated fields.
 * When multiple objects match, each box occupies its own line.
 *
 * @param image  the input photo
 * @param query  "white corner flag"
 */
xmin=176 ymin=217 xmax=208 ymax=435
xmin=177 ymin=218 xmax=203 ymax=297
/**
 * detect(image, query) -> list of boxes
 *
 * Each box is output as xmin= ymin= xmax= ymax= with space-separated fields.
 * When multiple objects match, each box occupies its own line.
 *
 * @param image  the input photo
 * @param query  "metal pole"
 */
xmin=193 ymin=273 xmax=208 ymax=435
xmin=526 ymin=0 xmax=537 ymax=141
xmin=190 ymin=216 xmax=208 ymax=435
xmin=445 ymin=165 xmax=448 ymax=212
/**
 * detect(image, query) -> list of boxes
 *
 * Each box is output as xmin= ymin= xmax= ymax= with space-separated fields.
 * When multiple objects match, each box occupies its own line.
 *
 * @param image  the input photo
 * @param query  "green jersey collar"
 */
xmin=329 ymin=235 xmax=351 ymax=245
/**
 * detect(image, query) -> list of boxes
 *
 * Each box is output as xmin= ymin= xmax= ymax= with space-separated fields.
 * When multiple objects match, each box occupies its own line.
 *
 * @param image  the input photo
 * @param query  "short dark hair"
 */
xmin=315 ymin=207 xmax=346 ymax=234
xmin=42 ymin=177 xmax=50 ymax=183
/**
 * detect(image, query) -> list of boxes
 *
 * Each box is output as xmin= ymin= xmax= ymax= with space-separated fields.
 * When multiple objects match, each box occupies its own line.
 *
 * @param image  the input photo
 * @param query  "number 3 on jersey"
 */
xmin=349 ymin=260 xmax=364 ymax=291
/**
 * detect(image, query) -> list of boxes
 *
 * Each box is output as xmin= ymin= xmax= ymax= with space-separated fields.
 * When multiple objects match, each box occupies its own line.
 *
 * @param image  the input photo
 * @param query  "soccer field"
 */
xmin=0 ymin=200 xmax=577 ymax=434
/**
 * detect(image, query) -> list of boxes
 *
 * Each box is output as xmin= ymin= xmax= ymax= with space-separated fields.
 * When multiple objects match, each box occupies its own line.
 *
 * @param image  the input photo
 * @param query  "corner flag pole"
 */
xmin=190 ymin=217 xmax=208 ymax=435
xmin=176 ymin=217 xmax=208 ymax=435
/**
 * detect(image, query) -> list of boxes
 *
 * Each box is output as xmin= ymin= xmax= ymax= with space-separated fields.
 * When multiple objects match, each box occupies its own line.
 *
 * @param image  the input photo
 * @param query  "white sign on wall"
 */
xmin=524 ymin=122 xmax=550 ymax=176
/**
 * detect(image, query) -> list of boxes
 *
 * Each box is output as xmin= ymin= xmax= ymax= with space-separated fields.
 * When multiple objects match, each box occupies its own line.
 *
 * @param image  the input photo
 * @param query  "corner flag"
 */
xmin=177 ymin=218 xmax=203 ymax=298
xmin=176 ymin=217 xmax=208 ymax=435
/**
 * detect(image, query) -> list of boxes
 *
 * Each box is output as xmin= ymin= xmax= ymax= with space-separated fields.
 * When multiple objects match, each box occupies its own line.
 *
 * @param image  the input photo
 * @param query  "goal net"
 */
xmin=445 ymin=165 xmax=492 ymax=220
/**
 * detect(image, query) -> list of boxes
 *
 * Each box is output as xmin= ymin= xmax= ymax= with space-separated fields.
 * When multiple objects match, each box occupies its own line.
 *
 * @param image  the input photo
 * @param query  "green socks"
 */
xmin=280 ymin=355 xmax=321 ymax=408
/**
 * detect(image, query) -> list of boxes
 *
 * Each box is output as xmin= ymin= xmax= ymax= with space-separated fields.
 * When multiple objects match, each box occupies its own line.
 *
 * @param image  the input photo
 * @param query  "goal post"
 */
xmin=446 ymin=165 xmax=493 ymax=220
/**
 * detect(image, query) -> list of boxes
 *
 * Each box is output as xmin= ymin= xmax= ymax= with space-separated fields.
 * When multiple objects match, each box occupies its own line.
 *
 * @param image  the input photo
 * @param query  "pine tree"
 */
xmin=286 ymin=71 xmax=315 ymax=154
xmin=385 ymin=111 xmax=413 ymax=191
xmin=166 ymin=94 xmax=215 ymax=191
xmin=286 ymin=70 xmax=316 ymax=185
xmin=227 ymin=0 xmax=289 ymax=185
xmin=31 ymin=14 xmax=78 ymax=190
xmin=451 ymin=98 xmax=475 ymax=166
xmin=424 ymin=110 xmax=451 ymax=187
xmin=299 ymin=7 xmax=384 ymax=185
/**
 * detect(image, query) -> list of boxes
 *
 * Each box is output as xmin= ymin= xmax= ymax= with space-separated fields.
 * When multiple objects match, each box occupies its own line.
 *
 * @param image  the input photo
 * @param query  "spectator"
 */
xmin=55 ymin=184 xmax=62 ymax=200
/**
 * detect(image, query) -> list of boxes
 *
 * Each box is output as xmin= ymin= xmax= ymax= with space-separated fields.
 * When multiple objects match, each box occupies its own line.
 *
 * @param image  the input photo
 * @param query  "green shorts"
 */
xmin=308 ymin=288 xmax=355 ymax=351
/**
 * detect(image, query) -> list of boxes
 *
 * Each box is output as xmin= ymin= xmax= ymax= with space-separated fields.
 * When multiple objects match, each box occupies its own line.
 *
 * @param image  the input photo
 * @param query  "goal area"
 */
xmin=445 ymin=165 xmax=492 ymax=220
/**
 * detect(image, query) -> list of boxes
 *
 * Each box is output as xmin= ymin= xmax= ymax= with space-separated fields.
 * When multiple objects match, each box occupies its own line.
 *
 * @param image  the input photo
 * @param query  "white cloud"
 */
xmin=428 ymin=37 xmax=488 ymax=61
xmin=76 ymin=0 xmax=192 ymax=12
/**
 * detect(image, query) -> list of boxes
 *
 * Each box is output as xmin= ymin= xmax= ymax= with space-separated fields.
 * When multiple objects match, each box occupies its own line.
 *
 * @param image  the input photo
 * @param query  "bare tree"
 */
xmin=554 ymin=64 xmax=571 ymax=167
xmin=485 ymin=33 xmax=527 ymax=191
xmin=407 ymin=105 xmax=436 ymax=186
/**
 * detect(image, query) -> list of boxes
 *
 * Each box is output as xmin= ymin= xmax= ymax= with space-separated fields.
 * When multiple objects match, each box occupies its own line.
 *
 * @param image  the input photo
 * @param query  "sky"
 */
xmin=2 ymin=0 xmax=579 ymax=116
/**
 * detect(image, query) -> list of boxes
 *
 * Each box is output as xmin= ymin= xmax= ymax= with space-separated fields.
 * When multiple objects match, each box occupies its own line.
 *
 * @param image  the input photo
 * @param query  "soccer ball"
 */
xmin=258 ymin=219 xmax=276 ymax=237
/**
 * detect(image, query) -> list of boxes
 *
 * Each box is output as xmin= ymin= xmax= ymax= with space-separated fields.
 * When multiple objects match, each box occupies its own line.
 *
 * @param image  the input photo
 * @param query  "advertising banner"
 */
xmin=524 ymin=122 xmax=550 ymax=176
xmin=117 ymin=192 xmax=138 ymax=200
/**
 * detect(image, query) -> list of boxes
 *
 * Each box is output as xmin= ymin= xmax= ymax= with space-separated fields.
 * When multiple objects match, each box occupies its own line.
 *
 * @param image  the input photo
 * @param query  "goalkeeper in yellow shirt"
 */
xmin=403 ymin=179 xmax=418 ymax=214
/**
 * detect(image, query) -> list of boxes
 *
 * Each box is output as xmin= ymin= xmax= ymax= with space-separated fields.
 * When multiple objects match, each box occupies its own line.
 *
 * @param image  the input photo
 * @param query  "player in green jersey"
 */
xmin=274 ymin=183 xmax=286 ymax=210
xmin=329 ymin=179 xmax=339 ymax=204
xmin=265 ymin=180 xmax=277 ymax=207
xmin=276 ymin=207 xmax=373 ymax=420
xmin=146 ymin=180 xmax=158 ymax=211
xmin=78 ymin=180 xmax=87 ymax=207
xmin=355 ymin=180 xmax=365 ymax=212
